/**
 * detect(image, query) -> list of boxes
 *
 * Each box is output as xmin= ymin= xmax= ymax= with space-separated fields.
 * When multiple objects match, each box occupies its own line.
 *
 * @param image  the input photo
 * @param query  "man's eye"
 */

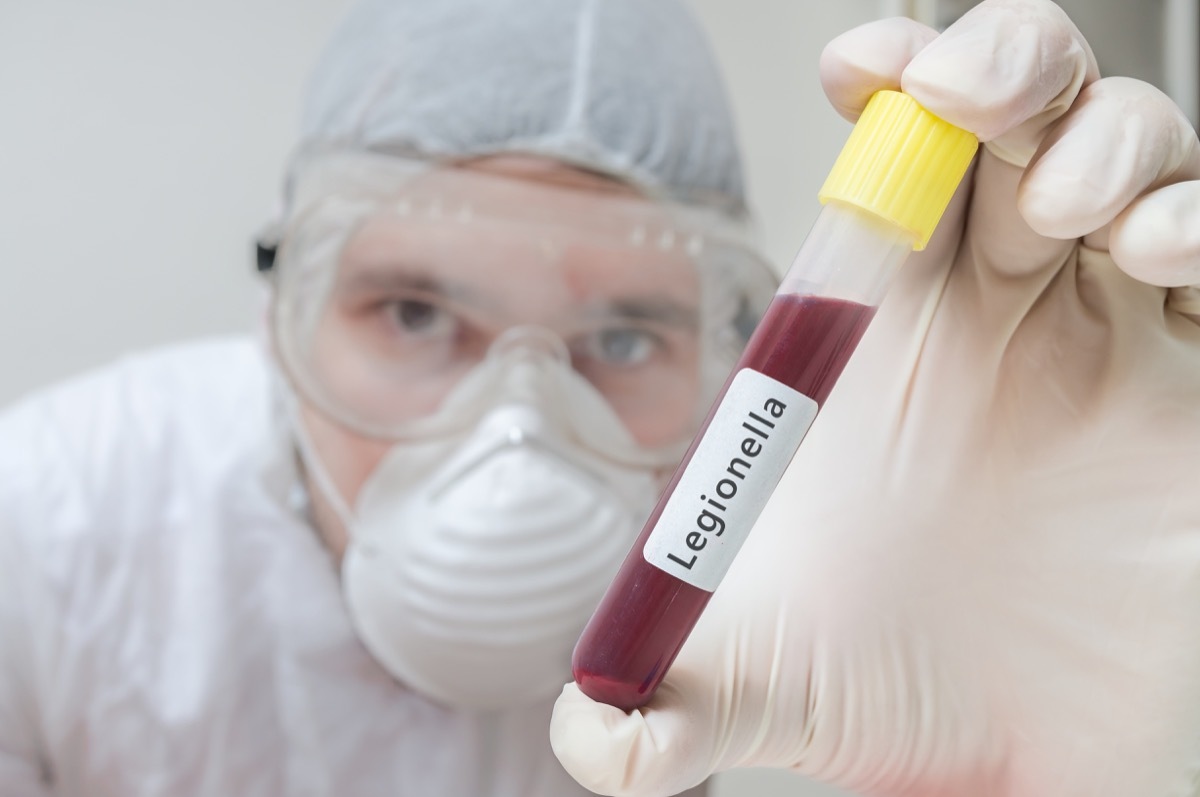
xmin=583 ymin=327 xmax=661 ymax=366
xmin=386 ymin=299 xmax=455 ymax=337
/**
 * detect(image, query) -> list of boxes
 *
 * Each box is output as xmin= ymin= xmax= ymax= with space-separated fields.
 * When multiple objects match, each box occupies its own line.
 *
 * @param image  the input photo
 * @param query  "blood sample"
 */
xmin=572 ymin=91 xmax=980 ymax=710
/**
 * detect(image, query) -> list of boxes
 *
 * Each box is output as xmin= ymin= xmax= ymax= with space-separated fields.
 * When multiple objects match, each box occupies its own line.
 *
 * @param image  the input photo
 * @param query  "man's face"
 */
xmin=281 ymin=156 xmax=705 ymax=555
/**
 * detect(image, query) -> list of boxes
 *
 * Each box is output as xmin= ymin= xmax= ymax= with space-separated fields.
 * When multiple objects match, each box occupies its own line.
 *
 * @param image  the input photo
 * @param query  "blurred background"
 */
xmin=0 ymin=1 xmax=1195 ymax=794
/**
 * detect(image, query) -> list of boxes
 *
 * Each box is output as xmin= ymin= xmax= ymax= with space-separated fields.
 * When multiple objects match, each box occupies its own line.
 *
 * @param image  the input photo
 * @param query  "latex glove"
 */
xmin=551 ymin=1 xmax=1200 ymax=795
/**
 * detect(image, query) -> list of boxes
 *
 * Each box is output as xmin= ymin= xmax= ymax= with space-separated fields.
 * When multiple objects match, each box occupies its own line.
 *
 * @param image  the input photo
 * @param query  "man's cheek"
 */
xmin=300 ymin=404 xmax=392 ymax=506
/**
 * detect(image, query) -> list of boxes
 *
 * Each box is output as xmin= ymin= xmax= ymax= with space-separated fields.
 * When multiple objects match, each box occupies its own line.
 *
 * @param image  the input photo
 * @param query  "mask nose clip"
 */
xmin=483 ymin=325 xmax=574 ymax=411
xmin=488 ymin=324 xmax=570 ymax=365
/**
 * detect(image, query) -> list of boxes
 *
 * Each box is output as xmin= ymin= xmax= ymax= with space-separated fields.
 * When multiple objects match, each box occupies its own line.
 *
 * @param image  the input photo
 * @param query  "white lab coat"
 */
xmin=0 ymin=338 xmax=669 ymax=797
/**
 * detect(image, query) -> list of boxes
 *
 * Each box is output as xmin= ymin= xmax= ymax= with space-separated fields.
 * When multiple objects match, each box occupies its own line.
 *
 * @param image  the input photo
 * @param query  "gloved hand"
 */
xmin=550 ymin=1 xmax=1200 ymax=795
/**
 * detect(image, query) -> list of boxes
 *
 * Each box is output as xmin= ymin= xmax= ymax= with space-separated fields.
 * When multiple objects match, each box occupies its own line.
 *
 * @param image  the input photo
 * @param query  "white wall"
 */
xmin=0 ymin=0 xmax=349 ymax=405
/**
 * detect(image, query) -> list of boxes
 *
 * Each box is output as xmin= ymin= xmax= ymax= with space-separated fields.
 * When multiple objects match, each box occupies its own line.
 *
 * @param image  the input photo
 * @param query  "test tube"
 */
xmin=572 ymin=91 xmax=979 ymax=711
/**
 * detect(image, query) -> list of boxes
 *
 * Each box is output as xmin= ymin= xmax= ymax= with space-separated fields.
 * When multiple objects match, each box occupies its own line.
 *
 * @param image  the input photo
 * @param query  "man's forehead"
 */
xmin=453 ymin=155 xmax=639 ymax=197
xmin=399 ymin=163 xmax=676 ymax=237
xmin=343 ymin=213 xmax=699 ymax=294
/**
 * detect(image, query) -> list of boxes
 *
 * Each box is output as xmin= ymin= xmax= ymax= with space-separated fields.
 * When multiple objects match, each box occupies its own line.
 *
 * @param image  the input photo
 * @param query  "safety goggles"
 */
xmin=267 ymin=153 xmax=778 ymax=467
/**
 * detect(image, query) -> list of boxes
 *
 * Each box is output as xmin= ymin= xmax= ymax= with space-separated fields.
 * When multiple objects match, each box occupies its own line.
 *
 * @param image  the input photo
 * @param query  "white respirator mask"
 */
xmin=291 ymin=330 xmax=662 ymax=711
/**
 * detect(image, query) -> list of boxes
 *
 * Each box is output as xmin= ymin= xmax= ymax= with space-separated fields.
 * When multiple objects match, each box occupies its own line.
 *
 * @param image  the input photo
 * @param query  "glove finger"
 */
xmin=820 ymin=1 xmax=1102 ymax=307
xmin=1111 ymin=182 xmax=1200 ymax=290
xmin=819 ymin=16 xmax=939 ymax=122
xmin=552 ymin=556 xmax=816 ymax=796
xmin=902 ymin=0 xmax=1100 ymax=168
xmin=1020 ymin=77 xmax=1200 ymax=246
xmin=901 ymin=2 xmax=1117 ymax=306
xmin=551 ymin=680 xmax=719 ymax=797
xmin=819 ymin=16 xmax=971 ymax=294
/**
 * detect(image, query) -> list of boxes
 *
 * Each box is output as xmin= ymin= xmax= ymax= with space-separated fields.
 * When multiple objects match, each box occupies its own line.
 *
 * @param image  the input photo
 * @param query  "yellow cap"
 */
xmin=818 ymin=91 xmax=978 ymax=250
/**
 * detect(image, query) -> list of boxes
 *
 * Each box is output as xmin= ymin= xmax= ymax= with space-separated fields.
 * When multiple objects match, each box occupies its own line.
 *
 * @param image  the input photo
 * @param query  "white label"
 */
xmin=642 ymin=369 xmax=817 ymax=591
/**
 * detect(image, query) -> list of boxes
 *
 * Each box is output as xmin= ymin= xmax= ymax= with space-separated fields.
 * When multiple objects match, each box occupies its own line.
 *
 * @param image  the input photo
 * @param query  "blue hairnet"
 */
xmin=296 ymin=0 xmax=747 ymax=215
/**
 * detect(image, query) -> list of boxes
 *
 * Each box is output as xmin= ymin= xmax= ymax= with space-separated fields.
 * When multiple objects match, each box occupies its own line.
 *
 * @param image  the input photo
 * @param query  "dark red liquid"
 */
xmin=572 ymin=293 xmax=877 ymax=710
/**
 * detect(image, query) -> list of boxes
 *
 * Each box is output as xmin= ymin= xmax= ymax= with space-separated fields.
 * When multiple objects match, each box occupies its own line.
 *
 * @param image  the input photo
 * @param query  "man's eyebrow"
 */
xmin=338 ymin=266 xmax=483 ymax=306
xmin=591 ymin=297 xmax=699 ymax=329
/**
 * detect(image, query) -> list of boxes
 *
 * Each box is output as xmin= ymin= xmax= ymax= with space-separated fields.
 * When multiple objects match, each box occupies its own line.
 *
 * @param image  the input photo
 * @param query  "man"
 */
xmin=0 ymin=0 xmax=773 ymax=794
